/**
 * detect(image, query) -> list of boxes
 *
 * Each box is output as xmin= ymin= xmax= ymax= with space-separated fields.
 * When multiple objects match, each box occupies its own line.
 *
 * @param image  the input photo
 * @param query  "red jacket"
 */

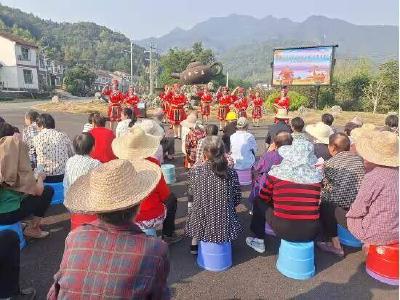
xmin=274 ymin=97 xmax=290 ymax=110
xmin=135 ymin=157 xmax=171 ymax=222
xmin=89 ymin=127 xmax=117 ymax=163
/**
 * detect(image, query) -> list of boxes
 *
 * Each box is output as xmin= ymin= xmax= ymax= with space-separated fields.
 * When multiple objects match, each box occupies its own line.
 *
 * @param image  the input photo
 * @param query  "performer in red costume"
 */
xmin=200 ymin=87 xmax=213 ymax=124
xmin=168 ymin=87 xmax=187 ymax=138
xmin=252 ymin=90 xmax=263 ymax=127
xmin=124 ymin=86 xmax=141 ymax=117
xmin=218 ymin=87 xmax=232 ymax=130
xmin=232 ymin=87 xmax=248 ymax=118
xmin=101 ymin=79 xmax=124 ymax=130
xmin=274 ymin=85 xmax=290 ymax=111
xmin=159 ymin=85 xmax=173 ymax=123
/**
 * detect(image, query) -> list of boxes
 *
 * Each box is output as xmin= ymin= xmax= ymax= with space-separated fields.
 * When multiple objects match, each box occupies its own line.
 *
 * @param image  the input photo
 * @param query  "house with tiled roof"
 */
xmin=0 ymin=31 xmax=39 ymax=91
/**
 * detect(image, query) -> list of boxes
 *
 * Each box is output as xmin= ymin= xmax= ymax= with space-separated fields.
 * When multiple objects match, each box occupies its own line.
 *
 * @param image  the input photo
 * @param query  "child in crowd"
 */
xmin=321 ymin=113 xmax=336 ymax=133
xmin=82 ymin=112 xmax=97 ymax=133
xmin=186 ymin=136 xmax=243 ymax=254
xmin=290 ymin=117 xmax=307 ymax=140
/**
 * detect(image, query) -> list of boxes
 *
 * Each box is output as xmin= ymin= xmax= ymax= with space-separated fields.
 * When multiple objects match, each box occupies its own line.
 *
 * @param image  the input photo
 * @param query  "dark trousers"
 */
xmin=162 ymin=193 xmax=177 ymax=237
xmin=161 ymin=137 xmax=175 ymax=155
xmin=0 ymin=230 xmax=20 ymax=298
xmin=0 ymin=186 xmax=53 ymax=225
xmin=44 ymin=174 xmax=64 ymax=183
xmin=250 ymin=197 xmax=320 ymax=242
xmin=320 ymin=201 xmax=348 ymax=239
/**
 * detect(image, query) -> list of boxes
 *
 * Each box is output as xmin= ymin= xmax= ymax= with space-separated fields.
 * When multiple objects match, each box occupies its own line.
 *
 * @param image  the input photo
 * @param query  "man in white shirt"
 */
xmin=230 ymin=117 xmax=257 ymax=170
xmin=116 ymin=108 xmax=134 ymax=138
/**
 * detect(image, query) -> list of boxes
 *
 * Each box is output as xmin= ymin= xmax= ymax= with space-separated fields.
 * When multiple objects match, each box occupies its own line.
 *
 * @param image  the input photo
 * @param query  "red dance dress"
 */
xmin=252 ymin=97 xmax=264 ymax=119
xmin=160 ymin=91 xmax=173 ymax=115
xmin=200 ymin=93 xmax=213 ymax=117
xmin=235 ymin=97 xmax=248 ymax=118
xmin=124 ymin=92 xmax=141 ymax=117
xmin=102 ymin=89 xmax=124 ymax=122
xmin=218 ymin=95 xmax=232 ymax=121
xmin=274 ymin=97 xmax=290 ymax=111
xmin=168 ymin=94 xmax=187 ymax=125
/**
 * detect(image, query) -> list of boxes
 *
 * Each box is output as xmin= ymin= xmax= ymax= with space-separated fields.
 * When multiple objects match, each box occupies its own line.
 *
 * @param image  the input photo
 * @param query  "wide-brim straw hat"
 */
xmin=305 ymin=122 xmax=332 ymax=144
xmin=350 ymin=123 xmax=377 ymax=142
xmin=112 ymin=127 xmax=160 ymax=159
xmin=181 ymin=113 xmax=198 ymax=128
xmin=65 ymin=159 xmax=161 ymax=214
xmin=134 ymin=119 xmax=165 ymax=140
xmin=275 ymin=108 xmax=289 ymax=119
xmin=355 ymin=130 xmax=399 ymax=167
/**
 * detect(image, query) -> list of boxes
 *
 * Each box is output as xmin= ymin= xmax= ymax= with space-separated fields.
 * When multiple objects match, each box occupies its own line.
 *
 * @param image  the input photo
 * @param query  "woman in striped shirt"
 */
xmin=246 ymin=139 xmax=323 ymax=253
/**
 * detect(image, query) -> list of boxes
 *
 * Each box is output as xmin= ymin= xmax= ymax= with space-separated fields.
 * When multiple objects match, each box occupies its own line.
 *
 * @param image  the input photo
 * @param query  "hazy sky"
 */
xmin=1 ymin=0 xmax=398 ymax=39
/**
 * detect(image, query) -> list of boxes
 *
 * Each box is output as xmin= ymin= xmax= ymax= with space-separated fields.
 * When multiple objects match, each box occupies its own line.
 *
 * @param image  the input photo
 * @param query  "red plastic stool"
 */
xmin=366 ymin=243 xmax=399 ymax=285
xmin=70 ymin=214 xmax=97 ymax=231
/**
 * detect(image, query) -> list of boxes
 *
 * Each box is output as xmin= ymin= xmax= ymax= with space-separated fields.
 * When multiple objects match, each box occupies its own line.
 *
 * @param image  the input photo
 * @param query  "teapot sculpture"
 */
xmin=171 ymin=61 xmax=223 ymax=85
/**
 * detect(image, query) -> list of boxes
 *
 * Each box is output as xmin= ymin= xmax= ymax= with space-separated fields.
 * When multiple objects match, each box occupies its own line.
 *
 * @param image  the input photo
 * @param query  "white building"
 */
xmin=0 ymin=31 xmax=39 ymax=91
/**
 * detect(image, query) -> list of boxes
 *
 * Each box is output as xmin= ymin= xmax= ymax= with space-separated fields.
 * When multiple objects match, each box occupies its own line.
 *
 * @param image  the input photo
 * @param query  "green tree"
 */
xmin=63 ymin=65 xmax=97 ymax=96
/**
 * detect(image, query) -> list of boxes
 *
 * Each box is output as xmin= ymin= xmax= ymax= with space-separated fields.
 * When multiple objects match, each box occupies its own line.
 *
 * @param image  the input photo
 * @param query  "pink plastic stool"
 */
xmin=236 ymin=169 xmax=252 ymax=186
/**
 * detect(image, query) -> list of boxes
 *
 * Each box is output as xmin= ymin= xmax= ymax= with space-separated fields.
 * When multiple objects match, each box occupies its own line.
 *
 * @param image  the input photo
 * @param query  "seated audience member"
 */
xmin=180 ymin=112 xmax=198 ymax=157
xmin=246 ymin=139 xmax=322 ymax=253
xmin=383 ymin=113 xmax=398 ymax=134
xmin=290 ymin=117 xmax=307 ymax=140
xmin=48 ymin=160 xmax=170 ymax=299
xmin=344 ymin=121 xmax=362 ymax=153
xmin=321 ymin=113 xmax=335 ymax=133
xmin=222 ymin=111 xmax=238 ymax=152
xmin=82 ymin=112 xmax=97 ymax=133
xmin=154 ymin=109 xmax=175 ymax=160
xmin=32 ymin=114 xmax=73 ymax=183
xmin=186 ymin=136 xmax=243 ymax=254
xmin=116 ymin=108 xmax=134 ymax=138
xmin=230 ymin=117 xmax=257 ymax=171
xmin=265 ymin=109 xmax=292 ymax=148
xmin=0 ymin=133 xmax=54 ymax=238
xmin=350 ymin=116 xmax=363 ymax=126
xmin=0 ymin=230 xmax=36 ymax=299
xmin=346 ymin=131 xmax=398 ymax=246
xmin=89 ymin=114 xmax=117 ymax=163
xmin=63 ymin=133 xmax=101 ymax=197
xmin=349 ymin=124 xmax=377 ymax=157
xmin=305 ymin=122 xmax=332 ymax=161
xmin=135 ymin=119 xmax=166 ymax=164
xmin=318 ymin=133 xmax=365 ymax=256
xmin=22 ymin=110 xmax=40 ymax=168
xmin=185 ymin=121 xmax=206 ymax=168
xmin=249 ymin=132 xmax=293 ymax=205
xmin=112 ymin=128 xmax=182 ymax=243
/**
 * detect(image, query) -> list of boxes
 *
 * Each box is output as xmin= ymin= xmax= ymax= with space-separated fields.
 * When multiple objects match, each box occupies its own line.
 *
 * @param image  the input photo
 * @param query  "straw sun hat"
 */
xmin=350 ymin=123 xmax=377 ymax=142
xmin=112 ymin=127 xmax=160 ymax=160
xmin=64 ymin=159 xmax=161 ymax=214
xmin=305 ymin=122 xmax=332 ymax=144
xmin=355 ymin=130 xmax=399 ymax=167
xmin=237 ymin=117 xmax=249 ymax=129
xmin=134 ymin=119 xmax=165 ymax=140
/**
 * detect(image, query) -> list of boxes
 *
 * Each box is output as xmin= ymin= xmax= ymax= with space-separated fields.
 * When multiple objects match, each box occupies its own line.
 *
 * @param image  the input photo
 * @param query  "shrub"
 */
xmin=265 ymin=90 xmax=310 ymax=110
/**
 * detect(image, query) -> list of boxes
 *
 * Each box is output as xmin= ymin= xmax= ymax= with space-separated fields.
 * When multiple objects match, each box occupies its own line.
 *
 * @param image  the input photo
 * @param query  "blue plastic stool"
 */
xmin=337 ymin=225 xmax=362 ymax=248
xmin=0 ymin=222 xmax=26 ymax=249
xmin=142 ymin=228 xmax=157 ymax=237
xmin=160 ymin=164 xmax=176 ymax=184
xmin=44 ymin=182 xmax=64 ymax=205
xmin=276 ymin=240 xmax=315 ymax=280
xmin=197 ymin=241 xmax=232 ymax=272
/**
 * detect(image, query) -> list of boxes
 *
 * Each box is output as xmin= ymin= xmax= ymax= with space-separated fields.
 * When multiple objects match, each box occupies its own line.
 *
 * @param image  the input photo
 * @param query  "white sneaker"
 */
xmin=246 ymin=237 xmax=265 ymax=253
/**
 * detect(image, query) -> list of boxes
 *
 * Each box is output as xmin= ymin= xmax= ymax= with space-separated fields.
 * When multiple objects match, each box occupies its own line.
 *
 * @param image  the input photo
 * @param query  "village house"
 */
xmin=0 ymin=31 xmax=39 ymax=91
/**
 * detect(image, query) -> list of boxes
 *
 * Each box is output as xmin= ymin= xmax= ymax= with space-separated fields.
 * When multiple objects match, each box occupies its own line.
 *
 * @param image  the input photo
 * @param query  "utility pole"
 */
xmin=130 ymin=40 xmax=133 ymax=86
xmin=226 ymin=71 xmax=229 ymax=87
xmin=145 ymin=43 xmax=156 ymax=95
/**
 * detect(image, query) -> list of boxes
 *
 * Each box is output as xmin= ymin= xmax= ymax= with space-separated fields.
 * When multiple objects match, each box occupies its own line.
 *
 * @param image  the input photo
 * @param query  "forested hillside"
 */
xmin=0 ymin=4 xmax=146 ymax=74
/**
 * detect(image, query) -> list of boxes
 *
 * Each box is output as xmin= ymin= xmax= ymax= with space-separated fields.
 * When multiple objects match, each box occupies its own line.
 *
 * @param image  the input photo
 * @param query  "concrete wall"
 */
xmin=0 ymin=36 xmax=17 ymax=66
xmin=0 ymin=66 xmax=38 ymax=91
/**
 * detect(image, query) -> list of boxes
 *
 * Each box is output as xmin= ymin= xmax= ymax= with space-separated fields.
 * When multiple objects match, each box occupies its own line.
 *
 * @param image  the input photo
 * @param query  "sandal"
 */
xmin=24 ymin=228 xmax=49 ymax=239
xmin=317 ymin=241 xmax=344 ymax=257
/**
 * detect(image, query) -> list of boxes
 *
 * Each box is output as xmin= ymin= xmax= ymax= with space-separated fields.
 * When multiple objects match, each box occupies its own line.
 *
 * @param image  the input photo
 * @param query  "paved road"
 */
xmin=0 ymin=103 xmax=398 ymax=299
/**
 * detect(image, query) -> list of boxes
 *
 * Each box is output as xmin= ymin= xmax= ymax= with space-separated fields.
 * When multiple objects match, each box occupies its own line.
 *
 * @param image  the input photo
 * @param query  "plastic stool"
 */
xmin=276 ymin=240 xmax=315 ymax=280
xmin=161 ymin=164 xmax=176 ymax=184
xmin=70 ymin=214 xmax=97 ymax=231
xmin=44 ymin=182 xmax=64 ymax=205
xmin=337 ymin=225 xmax=362 ymax=248
xmin=265 ymin=222 xmax=276 ymax=237
xmin=142 ymin=228 xmax=157 ymax=237
xmin=236 ymin=169 xmax=252 ymax=186
xmin=366 ymin=243 xmax=399 ymax=285
xmin=0 ymin=222 xmax=26 ymax=249
xmin=197 ymin=241 xmax=232 ymax=272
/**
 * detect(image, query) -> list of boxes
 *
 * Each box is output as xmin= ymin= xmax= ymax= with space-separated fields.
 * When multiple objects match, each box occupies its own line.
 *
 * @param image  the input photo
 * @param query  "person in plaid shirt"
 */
xmin=48 ymin=159 xmax=170 ymax=299
xmin=318 ymin=133 xmax=365 ymax=256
